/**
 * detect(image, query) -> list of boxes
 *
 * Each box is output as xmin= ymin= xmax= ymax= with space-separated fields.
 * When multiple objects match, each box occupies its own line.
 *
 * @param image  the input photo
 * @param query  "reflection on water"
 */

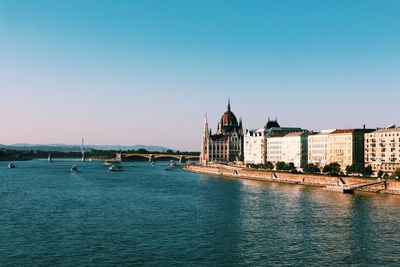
xmin=0 ymin=160 xmax=400 ymax=265
xmin=235 ymin=178 xmax=400 ymax=265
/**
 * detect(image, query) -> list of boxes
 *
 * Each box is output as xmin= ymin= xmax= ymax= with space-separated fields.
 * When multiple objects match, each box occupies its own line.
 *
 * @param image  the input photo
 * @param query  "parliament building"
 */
xmin=200 ymin=101 xmax=243 ymax=164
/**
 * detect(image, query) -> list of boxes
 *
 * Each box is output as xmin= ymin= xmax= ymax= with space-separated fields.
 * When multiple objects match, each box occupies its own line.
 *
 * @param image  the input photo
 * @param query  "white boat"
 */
xmin=165 ymin=160 xmax=181 ymax=171
xmin=109 ymin=165 xmax=123 ymax=172
xmin=71 ymin=165 xmax=78 ymax=172
xmin=8 ymin=163 xmax=16 ymax=169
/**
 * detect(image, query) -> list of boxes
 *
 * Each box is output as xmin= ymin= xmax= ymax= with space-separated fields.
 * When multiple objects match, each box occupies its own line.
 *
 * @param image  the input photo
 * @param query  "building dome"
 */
xmin=265 ymin=118 xmax=280 ymax=129
xmin=219 ymin=101 xmax=238 ymax=126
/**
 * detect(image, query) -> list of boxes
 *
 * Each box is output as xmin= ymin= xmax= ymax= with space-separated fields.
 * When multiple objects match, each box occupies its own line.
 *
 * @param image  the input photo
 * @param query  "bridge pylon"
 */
xmin=149 ymin=154 xmax=155 ymax=163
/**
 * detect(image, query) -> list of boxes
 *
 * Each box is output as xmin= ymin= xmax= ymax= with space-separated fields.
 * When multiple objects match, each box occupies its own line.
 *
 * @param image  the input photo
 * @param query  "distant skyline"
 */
xmin=1 ymin=0 xmax=399 ymax=150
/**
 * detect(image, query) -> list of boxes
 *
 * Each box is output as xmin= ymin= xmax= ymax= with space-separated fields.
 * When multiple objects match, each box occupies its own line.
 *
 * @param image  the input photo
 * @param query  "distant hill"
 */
xmin=0 ymin=144 xmax=173 ymax=152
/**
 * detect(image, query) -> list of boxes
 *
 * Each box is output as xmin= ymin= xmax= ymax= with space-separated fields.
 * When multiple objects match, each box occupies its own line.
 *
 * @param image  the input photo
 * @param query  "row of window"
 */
xmin=367 ymin=133 xmax=400 ymax=138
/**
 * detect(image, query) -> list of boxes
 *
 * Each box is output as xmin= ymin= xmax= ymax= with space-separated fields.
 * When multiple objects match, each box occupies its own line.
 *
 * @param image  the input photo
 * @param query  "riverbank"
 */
xmin=184 ymin=164 xmax=400 ymax=195
xmin=0 ymin=158 xmax=33 ymax=162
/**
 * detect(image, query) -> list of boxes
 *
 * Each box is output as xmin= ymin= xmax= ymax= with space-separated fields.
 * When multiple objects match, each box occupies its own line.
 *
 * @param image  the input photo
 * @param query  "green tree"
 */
xmin=137 ymin=148 xmax=149 ymax=154
xmin=346 ymin=164 xmax=355 ymax=174
xmin=377 ymin=170 xmax=384 ymax=178
xmin=323 ymin=162 xmax=341 ymax=176
xmin=276 ymin=161 xmax=287 ymax=171
xmin=286 ymin=162 xmax=296 ymax=172
xmin=303 ymin=163 xmax=321 ymax=174
xmin=264 ymin=161 xmax=274 ymax=170
xmin=362 ymin=165 xmax=373 ymax=177
xmin=346 ymin=164 xmax=366 ymax=175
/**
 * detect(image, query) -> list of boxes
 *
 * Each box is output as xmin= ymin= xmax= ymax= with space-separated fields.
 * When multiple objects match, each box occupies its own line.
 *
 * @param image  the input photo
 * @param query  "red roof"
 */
xmin=331 ymin=129 xmax=357 ymax=134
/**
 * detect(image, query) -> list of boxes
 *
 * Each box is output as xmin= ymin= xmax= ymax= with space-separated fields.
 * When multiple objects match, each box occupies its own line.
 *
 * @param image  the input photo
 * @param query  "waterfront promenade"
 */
xmin=184 ymin=164 xmax=400 ymax=195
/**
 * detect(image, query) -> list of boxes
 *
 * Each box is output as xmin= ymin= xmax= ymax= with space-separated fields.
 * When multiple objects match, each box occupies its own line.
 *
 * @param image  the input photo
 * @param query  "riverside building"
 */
xmin=364 ymin=126 xmax=400 ymax=174
xmin=243 ymin=119 xmax=302 ymax=165
xmin=244 ymin=128 xmax=266 ymax=165
xmin=327 ymin=128 xmax=373 ymax=170
xmin=266 ymin=131 xmax=308 ymax=168
xmin=307 ymin=129 xmax=336 ymax=167
xmin=199 ymin=101 xmax=243 ymax=164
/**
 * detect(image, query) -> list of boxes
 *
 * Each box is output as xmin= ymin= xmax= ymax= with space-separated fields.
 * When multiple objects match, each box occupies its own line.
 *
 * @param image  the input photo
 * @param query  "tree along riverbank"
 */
xmin=184 ymin=164 xmax=400 ymax=195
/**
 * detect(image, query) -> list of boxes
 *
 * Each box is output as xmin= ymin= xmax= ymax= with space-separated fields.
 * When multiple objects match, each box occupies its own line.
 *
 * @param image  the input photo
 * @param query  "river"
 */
xmin=0 ymin=159 xmax=399 ymax=266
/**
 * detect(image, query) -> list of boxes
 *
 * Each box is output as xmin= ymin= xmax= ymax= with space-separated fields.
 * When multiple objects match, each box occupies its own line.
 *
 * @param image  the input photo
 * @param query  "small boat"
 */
xmin=8 ymin=163 xmax=16 ymax=169
xmin=109 ymin=165 xmax=123 ymax=172
xmin=165 ymin=160 xmax=180 ymax=171
xmin=48 ymin=154 xmax=53 ymax=163
xmin=169 ymin=160 xmax=177 ymax=167
xmin=71 ymin=165 xmax=78 ymax=172
xmin=104 ymin=161 xmax=113 ymax=166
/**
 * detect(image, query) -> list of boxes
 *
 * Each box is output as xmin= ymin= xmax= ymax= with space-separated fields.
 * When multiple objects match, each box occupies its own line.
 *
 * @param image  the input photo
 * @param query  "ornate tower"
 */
xmin=200 ymin=113 xmax=210 ymax=165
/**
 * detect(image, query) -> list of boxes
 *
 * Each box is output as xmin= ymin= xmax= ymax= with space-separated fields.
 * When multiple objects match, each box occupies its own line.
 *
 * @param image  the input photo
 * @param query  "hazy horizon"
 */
xmin=1 ymin=0 xmax=399 ymax=150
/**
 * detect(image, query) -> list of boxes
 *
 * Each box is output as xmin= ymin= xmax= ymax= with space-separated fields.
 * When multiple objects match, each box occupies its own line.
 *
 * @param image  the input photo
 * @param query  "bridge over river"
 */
xmin=122 ymin=153 xmax=199 ymax=163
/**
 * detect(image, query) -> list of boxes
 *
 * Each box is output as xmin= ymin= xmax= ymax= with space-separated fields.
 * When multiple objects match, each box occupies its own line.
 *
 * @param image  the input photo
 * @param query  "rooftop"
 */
xmin=310 ymin=129 xmax=337 ymax=136
xmin=264 ymin=118 xmax=280 ymax=129
xmin=368 ymin=127 xmax=400 ymax=134
xmin=284 ymin=131 xmax=307 ymax=137
xmin=331 ymin=128 xmax=374 ymax=134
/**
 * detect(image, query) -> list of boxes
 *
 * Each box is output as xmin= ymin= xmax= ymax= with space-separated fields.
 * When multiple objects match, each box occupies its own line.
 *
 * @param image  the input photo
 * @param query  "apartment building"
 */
xmin=307 ymin=129 xmax=336 ymax=167
xmin=244 ymin=118 xmax=302 ymax=165
xmin=365 ymin=126 xmax=400 ymax=174
xmin=327 ymin=128 xmax=373 ymax=169
xmin=267 ymin=132 xmax=308 ymax=168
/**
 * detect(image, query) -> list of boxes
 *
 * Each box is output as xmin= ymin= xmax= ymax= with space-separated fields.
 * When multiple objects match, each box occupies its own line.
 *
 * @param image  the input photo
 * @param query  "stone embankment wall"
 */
xmin=184 ymin=165 xmax=400 ymax=195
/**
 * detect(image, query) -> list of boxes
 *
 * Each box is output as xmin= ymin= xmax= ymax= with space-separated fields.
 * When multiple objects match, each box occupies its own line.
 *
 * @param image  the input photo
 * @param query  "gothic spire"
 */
xmin=227 ymin=98 xmax=231 ymax=111
xmin=203 ymin=113 xmax=209 ymax=137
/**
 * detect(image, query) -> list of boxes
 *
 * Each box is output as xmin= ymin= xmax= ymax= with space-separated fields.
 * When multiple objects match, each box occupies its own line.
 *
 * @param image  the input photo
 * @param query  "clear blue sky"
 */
xmin=1 ymin=0 xmax=399 ymax=150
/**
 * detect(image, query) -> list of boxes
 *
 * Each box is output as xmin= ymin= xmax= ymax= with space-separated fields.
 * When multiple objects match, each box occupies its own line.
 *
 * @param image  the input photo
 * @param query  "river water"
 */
xmin=0 ymin=159 xmax=399 ymax=266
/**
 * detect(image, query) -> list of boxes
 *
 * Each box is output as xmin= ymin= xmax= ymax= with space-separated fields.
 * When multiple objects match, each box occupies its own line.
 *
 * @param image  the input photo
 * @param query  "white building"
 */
xmin=365 ymin=126 xmax=400 ymax=175
xmin=244 ymin=128 xmax=265 ymax=164
xmin=244 ymin=119 xmax=302 ymax=165
xmin=266 ymin=134 xmax=285 ymax=164
xmin=307 ymin=129 xmax=336 ymax=167
xmin=266 ymin=132 xmax=308 ymax=168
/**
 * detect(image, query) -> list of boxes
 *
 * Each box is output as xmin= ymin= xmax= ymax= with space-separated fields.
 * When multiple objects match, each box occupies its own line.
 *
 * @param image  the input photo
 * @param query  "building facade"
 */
xmin=327 ymin=128 xmax=373 ymax=169
xmin=266 ymin=131 xmax=308 ymax=168
xmin=365 ymin=126 xmax=400 ymax=174
xmin=307 ymin=129 xmax=336 ymax=167
xmin=243 ymin=119 xmax=302 ymax=165
xmin=243 ymin=128 xmax=266 ymax=164
xmin=200 ymin=101 xmax=243 ymax=164
xmin=265 ymin=134 xmax=284 ymax=165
